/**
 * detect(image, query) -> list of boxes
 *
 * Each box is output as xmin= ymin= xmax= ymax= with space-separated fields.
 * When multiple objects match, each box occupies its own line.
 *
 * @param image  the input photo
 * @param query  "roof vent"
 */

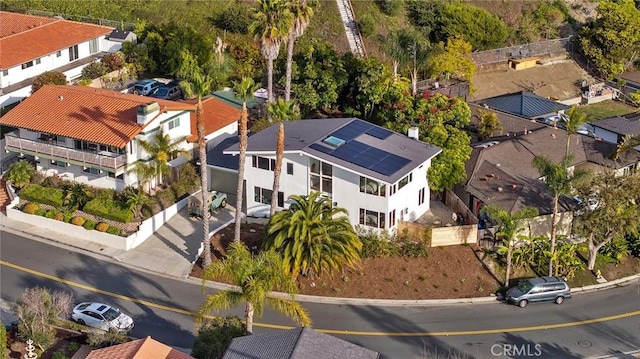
xmin=58 ymin=96 xmax=63 ymax=101
xmin=408 ymin=126 xmax=419 ymax=140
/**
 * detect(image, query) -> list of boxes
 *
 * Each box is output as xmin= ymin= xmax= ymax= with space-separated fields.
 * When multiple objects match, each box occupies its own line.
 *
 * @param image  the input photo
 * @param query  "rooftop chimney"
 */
xmin=408 ymin=126 xmax=419 ymax=140
xmin=137 ymin=102 xmax=160 ymax=125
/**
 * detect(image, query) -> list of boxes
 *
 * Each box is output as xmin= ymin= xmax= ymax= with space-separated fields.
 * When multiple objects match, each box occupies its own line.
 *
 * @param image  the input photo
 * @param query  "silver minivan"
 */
xmin=506 ymin=276 xmax=571 ymax=308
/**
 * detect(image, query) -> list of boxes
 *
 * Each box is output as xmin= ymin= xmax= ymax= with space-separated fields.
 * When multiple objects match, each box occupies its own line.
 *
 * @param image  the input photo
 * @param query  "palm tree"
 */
xmin=476 ymin=109 xmax=503 ymax=140
xmin=284 ymin=0 xmax=318 ymax=101
xmin=63 ymin=182 xmax=92 ymax=211
xmin=125 ymin=188 xmax=148 ymax=219
xmin=563 ymin=105 xmax=591 ymax=156
xmin=267 ymin=99 xmax=300 ymax=216
xmin=532 ymin=155 xmax=589 ymax=276
xmin=137 ymin=128 xmax=191 ymax=187
xmin=481 ymin=204 xmax=538 ymax=285
xmin=4 ymin=160 xmax=35 ymax=188
xmin=178 ymin=50 xmax=215 ymax=267
xmin=197 ymin=242 xmax=311 ymax=335
xmin=611 ymin=133 xmax=640 ymax=161
xmin=127 ymin=161 xmax=156 ymax=193
xmin=250 ymin=0 xmax=293 ymax=103
xmin=264 ymin=192 xmax=362 ymax=278
xmin=233 ymin=78 xmax=259 ymax=243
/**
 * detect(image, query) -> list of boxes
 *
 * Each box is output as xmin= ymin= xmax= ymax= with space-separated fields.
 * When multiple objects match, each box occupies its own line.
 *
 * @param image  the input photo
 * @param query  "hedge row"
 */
xmin=21 ymin=203 xmax=122 ymax=235
xmin=19 ymin=184 xmax=64 ymax=208
xmin=83 ymin=198 xmax=133 ymax=223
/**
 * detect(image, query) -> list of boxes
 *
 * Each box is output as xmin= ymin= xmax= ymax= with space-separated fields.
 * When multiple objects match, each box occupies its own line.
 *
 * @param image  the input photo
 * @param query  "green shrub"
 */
xmin=215 ymin=5 xmax=252 ymax=34
xmin=398 ymin=238 xmax=429 ymax=258
xmin=41 ymin=175 xmax=64 ymax=188
xmin=154 ymin=188 xmax=176 ymax=208
xmin=358 ymin=227 xmax=399 ymax=258
xmin=63 ymin=211 xmax=74 ymax=223
xmin=19 ymin=184 xmax=64 ymax=207
xmin=83 ymin=219 xmax=96 ymax=230
xmin=95 ymin=188 xmax=116 ymax=200
xmin=0 ymin=323 xmax=6 ymax=359
xmin=106 ymin=226 xmax=121 ymax=235
xmin=51 ymin=352 xmax=68 ymax=359
xmin=192 ymin=317 xmax=246 ymax=359
xmin=376 ymin=0 xmax=404 ymax=16
xmin=54 ymin=212 xmax=64 ymax=221
xmin=45 ymin=210 xmax=57 ymax=219
xmin=101 ymin=52 xmax=125 ymax=71
xmin=22 ymin=202 xmax=40 ymax=214
xmin=70 ymin=216 xmax=86 ymax=226
xmin=358 ymin=15 xmax=376 ymax=37
xmin=84 ymin=198 xmax=133 ymax=223
xmin=81 ymin=62 xmax=108 ymax=79
xmin=35 ymin=208 xmax=47 ymax=216
xmin=96 ymin=222 xmax=109 ymax=232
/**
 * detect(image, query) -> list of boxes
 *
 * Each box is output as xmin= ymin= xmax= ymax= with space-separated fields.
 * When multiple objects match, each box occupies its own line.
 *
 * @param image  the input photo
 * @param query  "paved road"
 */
xmin=2 ymin=230 xmax=640 ymax=358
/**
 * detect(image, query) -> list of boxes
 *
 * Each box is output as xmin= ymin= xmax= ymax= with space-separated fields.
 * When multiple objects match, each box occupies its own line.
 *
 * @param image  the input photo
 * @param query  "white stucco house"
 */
xmin=0 ymin=11 xmax=123 ymax=109
xmin=217 ymin=118 xmax=442 ymax=232
xmin=0 ymin=85 xmax=196 ymax=190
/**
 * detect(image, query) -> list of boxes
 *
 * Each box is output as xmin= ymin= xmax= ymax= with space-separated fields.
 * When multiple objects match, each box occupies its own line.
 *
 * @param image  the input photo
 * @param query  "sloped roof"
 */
xmin=617 ymin=71 xmax=640 ymax=86
xmin=592 ymin=116 xmax=640 ymax=136
xmin=212 ymin=90 xmax=262 ymax=109
xmin=469 ymin=103 xmax=546 ymax=139
xmin=223 ymin=327 xmax=379 ymax=359
xmin=464 ymin=126 xmax=640 ymax=215
xmin=480 ymin=91 xmax=569 ymax=119
xmin=0 ymin=85 xmax=192 ymax=148
xmin=224 ymin=118 xmax=442 ymax=184
xmin=184 ymin=96 xmax=242 ymax=142
xmin=86 ymin=336 xmax=194 ymax=359
xmin=0 ymin=11 xmax=113 ymax=69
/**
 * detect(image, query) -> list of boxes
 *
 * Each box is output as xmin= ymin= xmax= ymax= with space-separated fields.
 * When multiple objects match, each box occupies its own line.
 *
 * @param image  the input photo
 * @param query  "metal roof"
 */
xmin=480 ymin=91 xmax=569 ymax=119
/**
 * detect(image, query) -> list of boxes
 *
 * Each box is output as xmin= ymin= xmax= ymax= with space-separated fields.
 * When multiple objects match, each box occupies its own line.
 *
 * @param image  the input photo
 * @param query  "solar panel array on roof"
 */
xmin=330 ymin=120 xmax=373 ymax=141
xmin=309 ymin=140 xmax=410 ymax=177
xmin=365 ymin=126 xmax=393 ymax=139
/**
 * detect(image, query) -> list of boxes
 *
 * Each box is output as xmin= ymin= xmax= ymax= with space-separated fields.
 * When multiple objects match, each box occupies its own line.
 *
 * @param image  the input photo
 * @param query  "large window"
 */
xmin=254 ymin=186 xmax=284 ymax=207
xmin=21 ymin=61 xmax=33 ymax=69
xmin=310 ymin=158 xmax=332 ymax=195
xmin=252 ymin=156 xmax=276 ymax=171
xmin=359 ymin=176 xmax=386 ymax=196
xmin=359 ymin=209 xmax=386 ymax=229
xmin=89 ymin=38 xmax=99 ymax=54
xmin=168 ymin=118 xmax=180 ymax=130
xmin=69 ymin=45 xmax=79 ymax=61
xmin=83 ymin=167 xmax=100 ymax=175
xmin=398 ymin=173 xmax=413 ymax=190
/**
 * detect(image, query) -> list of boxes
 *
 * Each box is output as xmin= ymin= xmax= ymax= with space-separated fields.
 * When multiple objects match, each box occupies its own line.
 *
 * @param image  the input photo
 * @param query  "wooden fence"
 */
xmin=397 ymin=221 xmax=478 ymax=247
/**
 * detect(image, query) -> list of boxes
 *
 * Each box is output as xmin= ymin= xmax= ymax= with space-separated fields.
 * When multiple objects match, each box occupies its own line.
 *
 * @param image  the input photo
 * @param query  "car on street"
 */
xmin=505 ymin=276 xmax=571 ymax=308
xmin=131 ymin=79 xmax=161 ymax=96
xmin=71 ymin=302 xmax=134 ymax=332
xmin=150 ymin=84 xmax=183 ymax=100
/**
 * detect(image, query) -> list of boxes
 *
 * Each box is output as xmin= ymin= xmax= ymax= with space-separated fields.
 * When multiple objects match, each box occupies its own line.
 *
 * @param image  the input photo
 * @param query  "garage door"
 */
xmin=209 ymin=168 xmax=239 ymax=196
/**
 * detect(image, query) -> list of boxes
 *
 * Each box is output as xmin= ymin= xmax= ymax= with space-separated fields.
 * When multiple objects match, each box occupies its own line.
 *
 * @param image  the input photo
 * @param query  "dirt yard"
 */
xmin=470 ymin=58 xmax=596 ymax=102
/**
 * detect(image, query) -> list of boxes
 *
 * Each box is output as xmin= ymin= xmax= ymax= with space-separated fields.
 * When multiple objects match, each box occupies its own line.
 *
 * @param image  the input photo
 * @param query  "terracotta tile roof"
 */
xmin=86 ymin=336 xmax=194 ymax=359
xmin=184 ymin=96 xmax=242 ymax=142
xmin=0 ymin=85 xmax=193 ymax=148
xmin=0 ymin=11 xmax=113 ymax=69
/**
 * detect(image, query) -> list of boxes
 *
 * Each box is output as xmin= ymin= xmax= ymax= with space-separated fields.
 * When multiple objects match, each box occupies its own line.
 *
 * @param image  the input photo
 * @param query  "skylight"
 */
xmin=323 ymin=136 xmax=345 ymax=148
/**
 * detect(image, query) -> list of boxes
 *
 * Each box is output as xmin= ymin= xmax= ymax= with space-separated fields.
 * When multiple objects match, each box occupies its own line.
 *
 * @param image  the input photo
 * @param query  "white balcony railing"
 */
xmin=4 ymin=133 xmax=126 ymax=170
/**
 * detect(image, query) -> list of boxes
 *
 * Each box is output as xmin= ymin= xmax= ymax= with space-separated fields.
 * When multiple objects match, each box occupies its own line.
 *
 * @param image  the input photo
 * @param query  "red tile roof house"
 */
xmin=85 ymin=336 xmax=194 ymax=359
xmin=0 ymin=11 xmax=125 ymax=109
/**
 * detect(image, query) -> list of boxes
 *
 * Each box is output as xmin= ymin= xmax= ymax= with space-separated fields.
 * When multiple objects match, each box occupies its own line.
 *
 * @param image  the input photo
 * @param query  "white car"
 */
xmin=71 ymin=302 xmax=134 ymax=332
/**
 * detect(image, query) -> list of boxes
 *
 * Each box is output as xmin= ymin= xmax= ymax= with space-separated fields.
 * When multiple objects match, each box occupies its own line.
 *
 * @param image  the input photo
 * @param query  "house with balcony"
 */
xmin=0 ymin=11 xmax=123 ymax=108
xmin=220 ymin=118 xmax=442 ymax=232
xmin=0 ymin=85 xmax=194 ymax=190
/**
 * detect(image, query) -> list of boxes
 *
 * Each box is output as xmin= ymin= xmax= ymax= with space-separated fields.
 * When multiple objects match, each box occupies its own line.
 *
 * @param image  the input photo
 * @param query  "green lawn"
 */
xmin=579 ymin=100 xmax=637 ymax=120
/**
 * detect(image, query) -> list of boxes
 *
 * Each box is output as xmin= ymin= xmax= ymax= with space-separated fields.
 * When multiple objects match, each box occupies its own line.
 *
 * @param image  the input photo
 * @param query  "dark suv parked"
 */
xmin=150 ymin=85 xmax=183 ymax=101
xmin=506 ymin=276 xmax=571 ymax=308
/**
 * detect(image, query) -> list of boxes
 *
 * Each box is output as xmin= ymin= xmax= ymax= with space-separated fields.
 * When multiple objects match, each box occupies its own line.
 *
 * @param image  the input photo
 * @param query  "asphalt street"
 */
xmin=2 ymin=230 xmax=640 ymax=359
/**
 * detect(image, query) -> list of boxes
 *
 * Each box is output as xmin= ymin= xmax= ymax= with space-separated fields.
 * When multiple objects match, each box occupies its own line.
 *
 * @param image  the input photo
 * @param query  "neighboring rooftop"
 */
xmin=109 ymin=29 xmax=136 ymax=41
xmin=183 ymin=96 xmax=242 ymax=142
xmin=86 ymin=336 xmax=194 ymax=359
xmin=592 ymin=116 xmax=640 ymax=137
xmin=0 ymin=85 xmax=193 ymax=147
xmin=222 ymin=327 xmax=379 ymax=359
xmin=479 ymin=91 xmax=569 ymax=119
xmin=0 ymin=11 xmax=113 ymax=69
xmin=224 ymin=118 xmax=442 ymax=184
xmin=212 ymin=89 xmax=263 ymax=109
xmin=616 ymin=70 xmax=640 ymax=86
xmin=469 ymin=103 xmax=546 ymax=140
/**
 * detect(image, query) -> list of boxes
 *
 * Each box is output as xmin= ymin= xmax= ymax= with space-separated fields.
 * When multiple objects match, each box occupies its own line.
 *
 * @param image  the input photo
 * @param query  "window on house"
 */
xmin=50 ymin=159 xmax=67 ymax=168
xmin=359 ymin=176 xmax=386 ymax=196
xmin=398 ymin=173 xmax=412 ymax=190
xmin=83 ymin=167 xmax=100 ymax=175
xmin=254 ymin=186 xmax=284 ymax=207
xmin=359 ymin=209 xmax=386 ymax=229
xmin=21 ymin=61 xmax=34 ymax=69
xmin=89 ymin=38 xmax=99 ymax=54
xmin=56 ymin=51 xmax=62 ymax=57
xmin=2 ymin=69 xmax=7 ymax=76
xmin=287 ymin=162 xmax=293 ymax=175
xmin=69 ymin=45 xmax=79 ymax=61
xmin=35 ymin=58 xmax=41 ymax=65
xmin=55 ymin=136 xmax=66 ymax=144
xmin=389 ymin=209 xmax=396 ymax=228
xmin=389 ymin=184 xmax=396 ymax=196
xmin=418 ymin=188 xmax=425 ymax=205
xmin=252 ymin=156 xmax=275 ymax=171
xmin=107 ymin=172 xmax=125 ymax=180
xmin=168 ymin=118 xmax=180 ymax=130
xmin=310 ymin=158 xmax=332 ymax=195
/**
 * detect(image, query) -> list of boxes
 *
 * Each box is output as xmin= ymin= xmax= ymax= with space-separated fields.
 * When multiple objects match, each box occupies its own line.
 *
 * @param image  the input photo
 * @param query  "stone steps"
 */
xmin=0 ymin=180 xmax=11 ymax=212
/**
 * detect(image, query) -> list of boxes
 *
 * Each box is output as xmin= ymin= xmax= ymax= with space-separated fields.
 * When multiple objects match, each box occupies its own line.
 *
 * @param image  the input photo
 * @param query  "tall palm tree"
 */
xmin=563 ymin=105 xmax=591 ymax=156
xmin=481 ymin=204 xmax=538 ymax=285
xmin=250 ymin=0 xmax=293 ymax=103
xmin=233 ymin=78 xmax=259 ymax=243
xmin=197 ymin=242 xmax=311 ymax=335
xmin=284 ymin=0 xmax=318 ymax=101
xmin=267 ymin=99 xmax=300 ymax=216
xmin=264 ymin=192 xmax=362 ymax=278
xmin=178 ymin=50 xmax=215 ymax=267
xmin=137 ymin=128 xmax=191 ymax=187
xmin=532 ymin=155 xmax=589 ymax=276
xmin=476 ymin=109 xmax=503 ymax=140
